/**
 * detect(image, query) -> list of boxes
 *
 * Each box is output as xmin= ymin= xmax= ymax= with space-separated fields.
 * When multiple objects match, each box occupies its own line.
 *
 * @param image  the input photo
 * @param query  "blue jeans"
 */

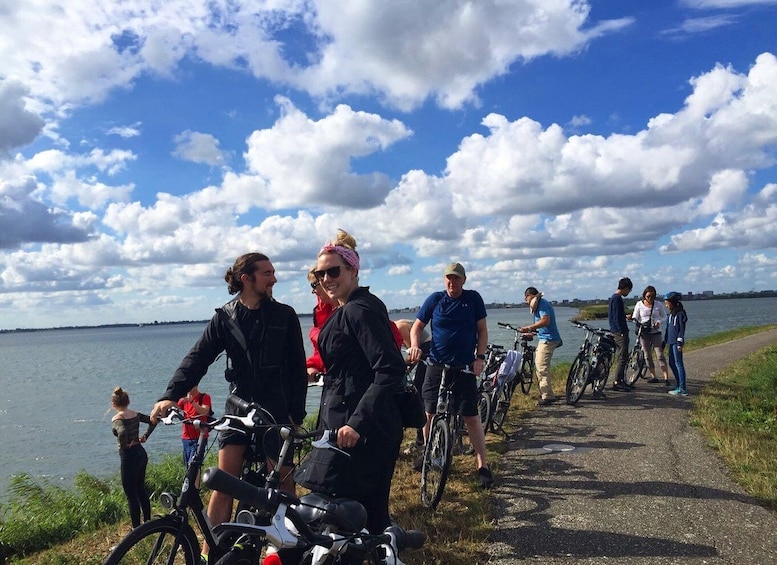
xmin=182 ymin=438 xmax=198 ymax=467
xmin=668 ymin=344 xmax=686 ymax=391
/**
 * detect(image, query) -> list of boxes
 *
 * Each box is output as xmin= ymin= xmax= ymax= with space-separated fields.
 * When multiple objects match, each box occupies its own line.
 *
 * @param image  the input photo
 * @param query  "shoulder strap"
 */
xmin=216 ymin=305 xmax=252 ymax=367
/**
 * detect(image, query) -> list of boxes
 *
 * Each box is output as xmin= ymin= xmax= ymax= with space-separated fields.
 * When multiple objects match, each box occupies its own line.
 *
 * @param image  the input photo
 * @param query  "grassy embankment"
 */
xmin=3 ymin=324 xmax=776 ymax=564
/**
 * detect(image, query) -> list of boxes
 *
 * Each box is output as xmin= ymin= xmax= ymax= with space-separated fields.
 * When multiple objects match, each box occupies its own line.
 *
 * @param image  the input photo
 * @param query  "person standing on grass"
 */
xmin=407 ymin=262 xmax=494 ymax=489
xmin=632 ymin=285 xmax=670 ymax=386
xmin=664 ymin=291 xmax=689 ymax=396
xmin=609 ymin=277 xmax=634 ymax=392
xmin=150 ymin=252 xmax=307 ymax=563
xmin=177 ymin=385 xmax=212 ymax=467
xmin=111 ymin=387 xmax=156 ymax=528
xmin=294 ymin=229 xmax=406 ymax=535
xmin=519 ymin=287 xmax=563 ymax=406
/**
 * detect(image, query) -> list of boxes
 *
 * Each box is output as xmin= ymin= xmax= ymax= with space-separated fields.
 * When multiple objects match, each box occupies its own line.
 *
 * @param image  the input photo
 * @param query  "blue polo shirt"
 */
xmin=417 ymin=289 xmax=487 ymax=366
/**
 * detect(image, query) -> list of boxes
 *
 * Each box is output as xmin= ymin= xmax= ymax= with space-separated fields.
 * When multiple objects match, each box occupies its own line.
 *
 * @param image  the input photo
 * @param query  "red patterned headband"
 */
xmin=319 ymin=242 xmax=360 ymax=271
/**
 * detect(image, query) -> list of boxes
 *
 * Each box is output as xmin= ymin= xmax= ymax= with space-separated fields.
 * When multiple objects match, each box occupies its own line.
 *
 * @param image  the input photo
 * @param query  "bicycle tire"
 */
xmin=624 ymin=348 xmax=647 ymax=385
xmin=104 ymin=515 xmax=200 ymax=565
xmin=593 ymin=354 xmax=612 ymax=392
xmin=478 ymin=390 xmax=493 ymax=431
xmin=420 ymin=417 xmax=451 ymax=509
xmin=519 ymin=358 xmax=534 ymax=395
xmin=453 ymin=412 xmax=474 ymax=455
xmin=566 ymin=357 xmax=590 ymax=405
xmin=489 ymin=386 xmax=511 ymax=433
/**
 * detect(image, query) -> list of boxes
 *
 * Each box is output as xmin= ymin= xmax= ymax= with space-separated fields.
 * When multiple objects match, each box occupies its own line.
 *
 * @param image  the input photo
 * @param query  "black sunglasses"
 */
xmin=313 ymin=266 xmax=343 ymax=280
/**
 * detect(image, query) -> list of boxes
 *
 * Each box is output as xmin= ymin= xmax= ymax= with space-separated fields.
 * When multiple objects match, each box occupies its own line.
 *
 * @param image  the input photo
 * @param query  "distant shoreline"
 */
xmin=1 ymin=291 xmax=775 ymax=334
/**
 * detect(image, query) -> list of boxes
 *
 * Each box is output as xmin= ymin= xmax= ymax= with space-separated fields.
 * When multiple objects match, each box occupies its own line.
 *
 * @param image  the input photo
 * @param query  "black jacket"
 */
xmin=295 ymin=287 xmax=405 ymax=497
xmin=160 ymin=297 xmax=307 ymax=425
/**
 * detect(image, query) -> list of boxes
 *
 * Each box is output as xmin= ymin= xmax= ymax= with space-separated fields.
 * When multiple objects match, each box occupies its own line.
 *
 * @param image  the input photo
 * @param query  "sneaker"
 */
xmin=591 ymin=390 xmax=606 ymax=400
xmin=679 ymin=389 xmax=689 ymax=396
xmin=647 ymin=377 xmax=659 ymax=383
xmin=536 ymin=397 xmax=557 ymax=406
xmin=668 ymin=388 xmax=681 ymax=395
xmin=478 ymin=467 xmax=494 ymax=489
xmin=415 ymin=431 xmax=425 ymax=447
xmin=412 ymin=456 xmax=423 ymax=472
xmin=664 ymin=380 xmax=672 ymax=387
xmin=612 ymin=382 xmax=631 ymax=392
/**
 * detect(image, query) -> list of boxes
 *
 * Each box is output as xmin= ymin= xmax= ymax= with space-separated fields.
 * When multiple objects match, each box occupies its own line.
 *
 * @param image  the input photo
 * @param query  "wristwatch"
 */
xmin=476 ymin=354 xmax=486 ymax=360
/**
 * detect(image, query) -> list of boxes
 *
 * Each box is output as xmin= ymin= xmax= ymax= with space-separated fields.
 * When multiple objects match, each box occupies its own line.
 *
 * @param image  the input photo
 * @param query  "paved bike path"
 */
xmin=486 ymin=329 xmax=777 ymax=564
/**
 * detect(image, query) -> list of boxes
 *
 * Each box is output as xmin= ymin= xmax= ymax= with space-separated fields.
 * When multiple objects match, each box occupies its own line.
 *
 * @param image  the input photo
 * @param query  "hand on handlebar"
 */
xmin=337 ymin=425 xmax=361 ymax=450
xmin=150 ymin=399 xmax=177 ymax=424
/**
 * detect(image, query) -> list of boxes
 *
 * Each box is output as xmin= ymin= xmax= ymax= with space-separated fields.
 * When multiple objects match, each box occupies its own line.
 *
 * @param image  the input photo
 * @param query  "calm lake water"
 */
xmin=1 ymin=297 xmax=775 ymax=500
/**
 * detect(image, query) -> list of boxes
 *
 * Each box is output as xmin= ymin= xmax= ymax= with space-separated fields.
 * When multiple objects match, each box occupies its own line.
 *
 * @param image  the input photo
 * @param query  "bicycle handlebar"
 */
xmin=570 ymin=320 xmax=617 ymax=339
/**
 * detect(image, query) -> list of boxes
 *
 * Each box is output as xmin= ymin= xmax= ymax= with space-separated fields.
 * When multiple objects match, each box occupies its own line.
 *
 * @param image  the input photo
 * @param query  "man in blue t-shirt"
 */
xmin=407 ymin=262 xmax=493 ymax=489
xmin=608 ymin=277 xmax=634 ymax=391
xmin=519 ymin=287 xmax=563 ymax=406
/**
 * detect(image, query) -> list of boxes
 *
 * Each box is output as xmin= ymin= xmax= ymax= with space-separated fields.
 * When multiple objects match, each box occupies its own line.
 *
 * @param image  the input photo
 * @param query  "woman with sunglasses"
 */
xmin=632 ymin=285 xmax=670 ymax=385
xmin=294 ymin=229 xmax=406 ymax=536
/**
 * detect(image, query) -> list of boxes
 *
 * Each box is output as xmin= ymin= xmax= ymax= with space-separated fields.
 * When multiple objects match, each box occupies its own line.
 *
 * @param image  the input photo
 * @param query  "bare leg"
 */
xmin=202 ymin=443 xmax=245 ymax=556
xmin=463 ymin=415 xmax=488 ymax=470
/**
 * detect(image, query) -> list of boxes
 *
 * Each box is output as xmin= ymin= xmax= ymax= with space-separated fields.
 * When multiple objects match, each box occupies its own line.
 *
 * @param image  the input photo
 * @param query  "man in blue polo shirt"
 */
xmin=407 ymin=262 xmax=493 ymax=489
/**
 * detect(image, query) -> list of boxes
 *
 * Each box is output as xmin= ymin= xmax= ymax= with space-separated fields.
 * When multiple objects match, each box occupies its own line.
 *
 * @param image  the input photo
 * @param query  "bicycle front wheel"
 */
xmin=624 ymin=348 xmax=646 ymax=385
xmin=104 ymin=516 xmax=200 ymax=565
xmin=421 ymin=417 xmax=452 ymax=509
xmin=566 ymin=356 xmax=590 ymax=405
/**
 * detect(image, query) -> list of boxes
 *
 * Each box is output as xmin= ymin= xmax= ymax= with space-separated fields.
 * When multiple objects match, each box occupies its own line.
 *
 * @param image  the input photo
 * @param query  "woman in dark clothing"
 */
xmin=294 ymin=230 xmax=406 ymax=535
xmin=111 ymin=387 xmax=156 ymax=528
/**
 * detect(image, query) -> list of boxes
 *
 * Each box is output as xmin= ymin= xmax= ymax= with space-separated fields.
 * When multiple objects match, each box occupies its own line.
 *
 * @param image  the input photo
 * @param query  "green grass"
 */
xmin=690 ymin=342 xmax=777 ymax=510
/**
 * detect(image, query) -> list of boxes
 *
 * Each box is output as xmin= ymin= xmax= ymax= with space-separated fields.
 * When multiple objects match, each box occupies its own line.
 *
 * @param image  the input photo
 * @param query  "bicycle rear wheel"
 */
xmin=421 ymin=417 xmax=452 ymax=509
xmin=104 ymin=516 xmax=200 ymax=565
xmin=593 ymin=354 xmax=612 ymax=392
xmin=519 ymin=358 xmax=534 ymax=395
xmin=624 ymin=348 xmax=646 ymax=385
xmin=566 ymin=356 xmax=590 ymax=405
xmin=453 ymin=412 xmax=474 ymax=455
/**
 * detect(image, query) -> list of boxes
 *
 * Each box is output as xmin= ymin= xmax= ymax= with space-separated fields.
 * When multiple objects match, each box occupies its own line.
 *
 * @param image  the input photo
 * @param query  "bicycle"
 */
xmin=487 ymin=323 xmax=536 ymax=433
xmin=565 ymin=321 xmax=618 ymax=405
xmin=496 ymin=322 xmax=538 ymax=395
xmin=106 ymin=399 xmax=425 ymax=565
xmin=420 ymin=361 xmax=478 ymax=509
xmin=624 ymin=320 xmax=649 ymax=386
xmin=104 ymin=398 xmax=282 ymax=565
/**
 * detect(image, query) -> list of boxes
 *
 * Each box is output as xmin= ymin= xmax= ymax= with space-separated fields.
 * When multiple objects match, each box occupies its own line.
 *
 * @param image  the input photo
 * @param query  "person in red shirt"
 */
xmin=306 ymin=267 xmax=335 ymax=383
xmin=177 ymin=385 xmax=212 ymax=467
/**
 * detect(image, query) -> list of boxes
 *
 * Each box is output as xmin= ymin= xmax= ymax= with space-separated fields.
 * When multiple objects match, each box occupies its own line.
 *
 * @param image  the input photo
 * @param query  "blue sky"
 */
xmin=1 ymin=0 xmax=777 ymax=330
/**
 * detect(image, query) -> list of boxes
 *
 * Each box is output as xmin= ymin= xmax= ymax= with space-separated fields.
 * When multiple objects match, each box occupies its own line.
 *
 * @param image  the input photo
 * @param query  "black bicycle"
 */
xmin=487 ymin=323 xmax=537 ymax=433
xmin=624 ymin=320 xmax=649 ymax=386
xmin=566 ymin=321 xmax=618 ymax=405
xmin=104 ymin=399 xmax=282 ymax=565
xmin=420 ymin=362 xmax=477 ymax=509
